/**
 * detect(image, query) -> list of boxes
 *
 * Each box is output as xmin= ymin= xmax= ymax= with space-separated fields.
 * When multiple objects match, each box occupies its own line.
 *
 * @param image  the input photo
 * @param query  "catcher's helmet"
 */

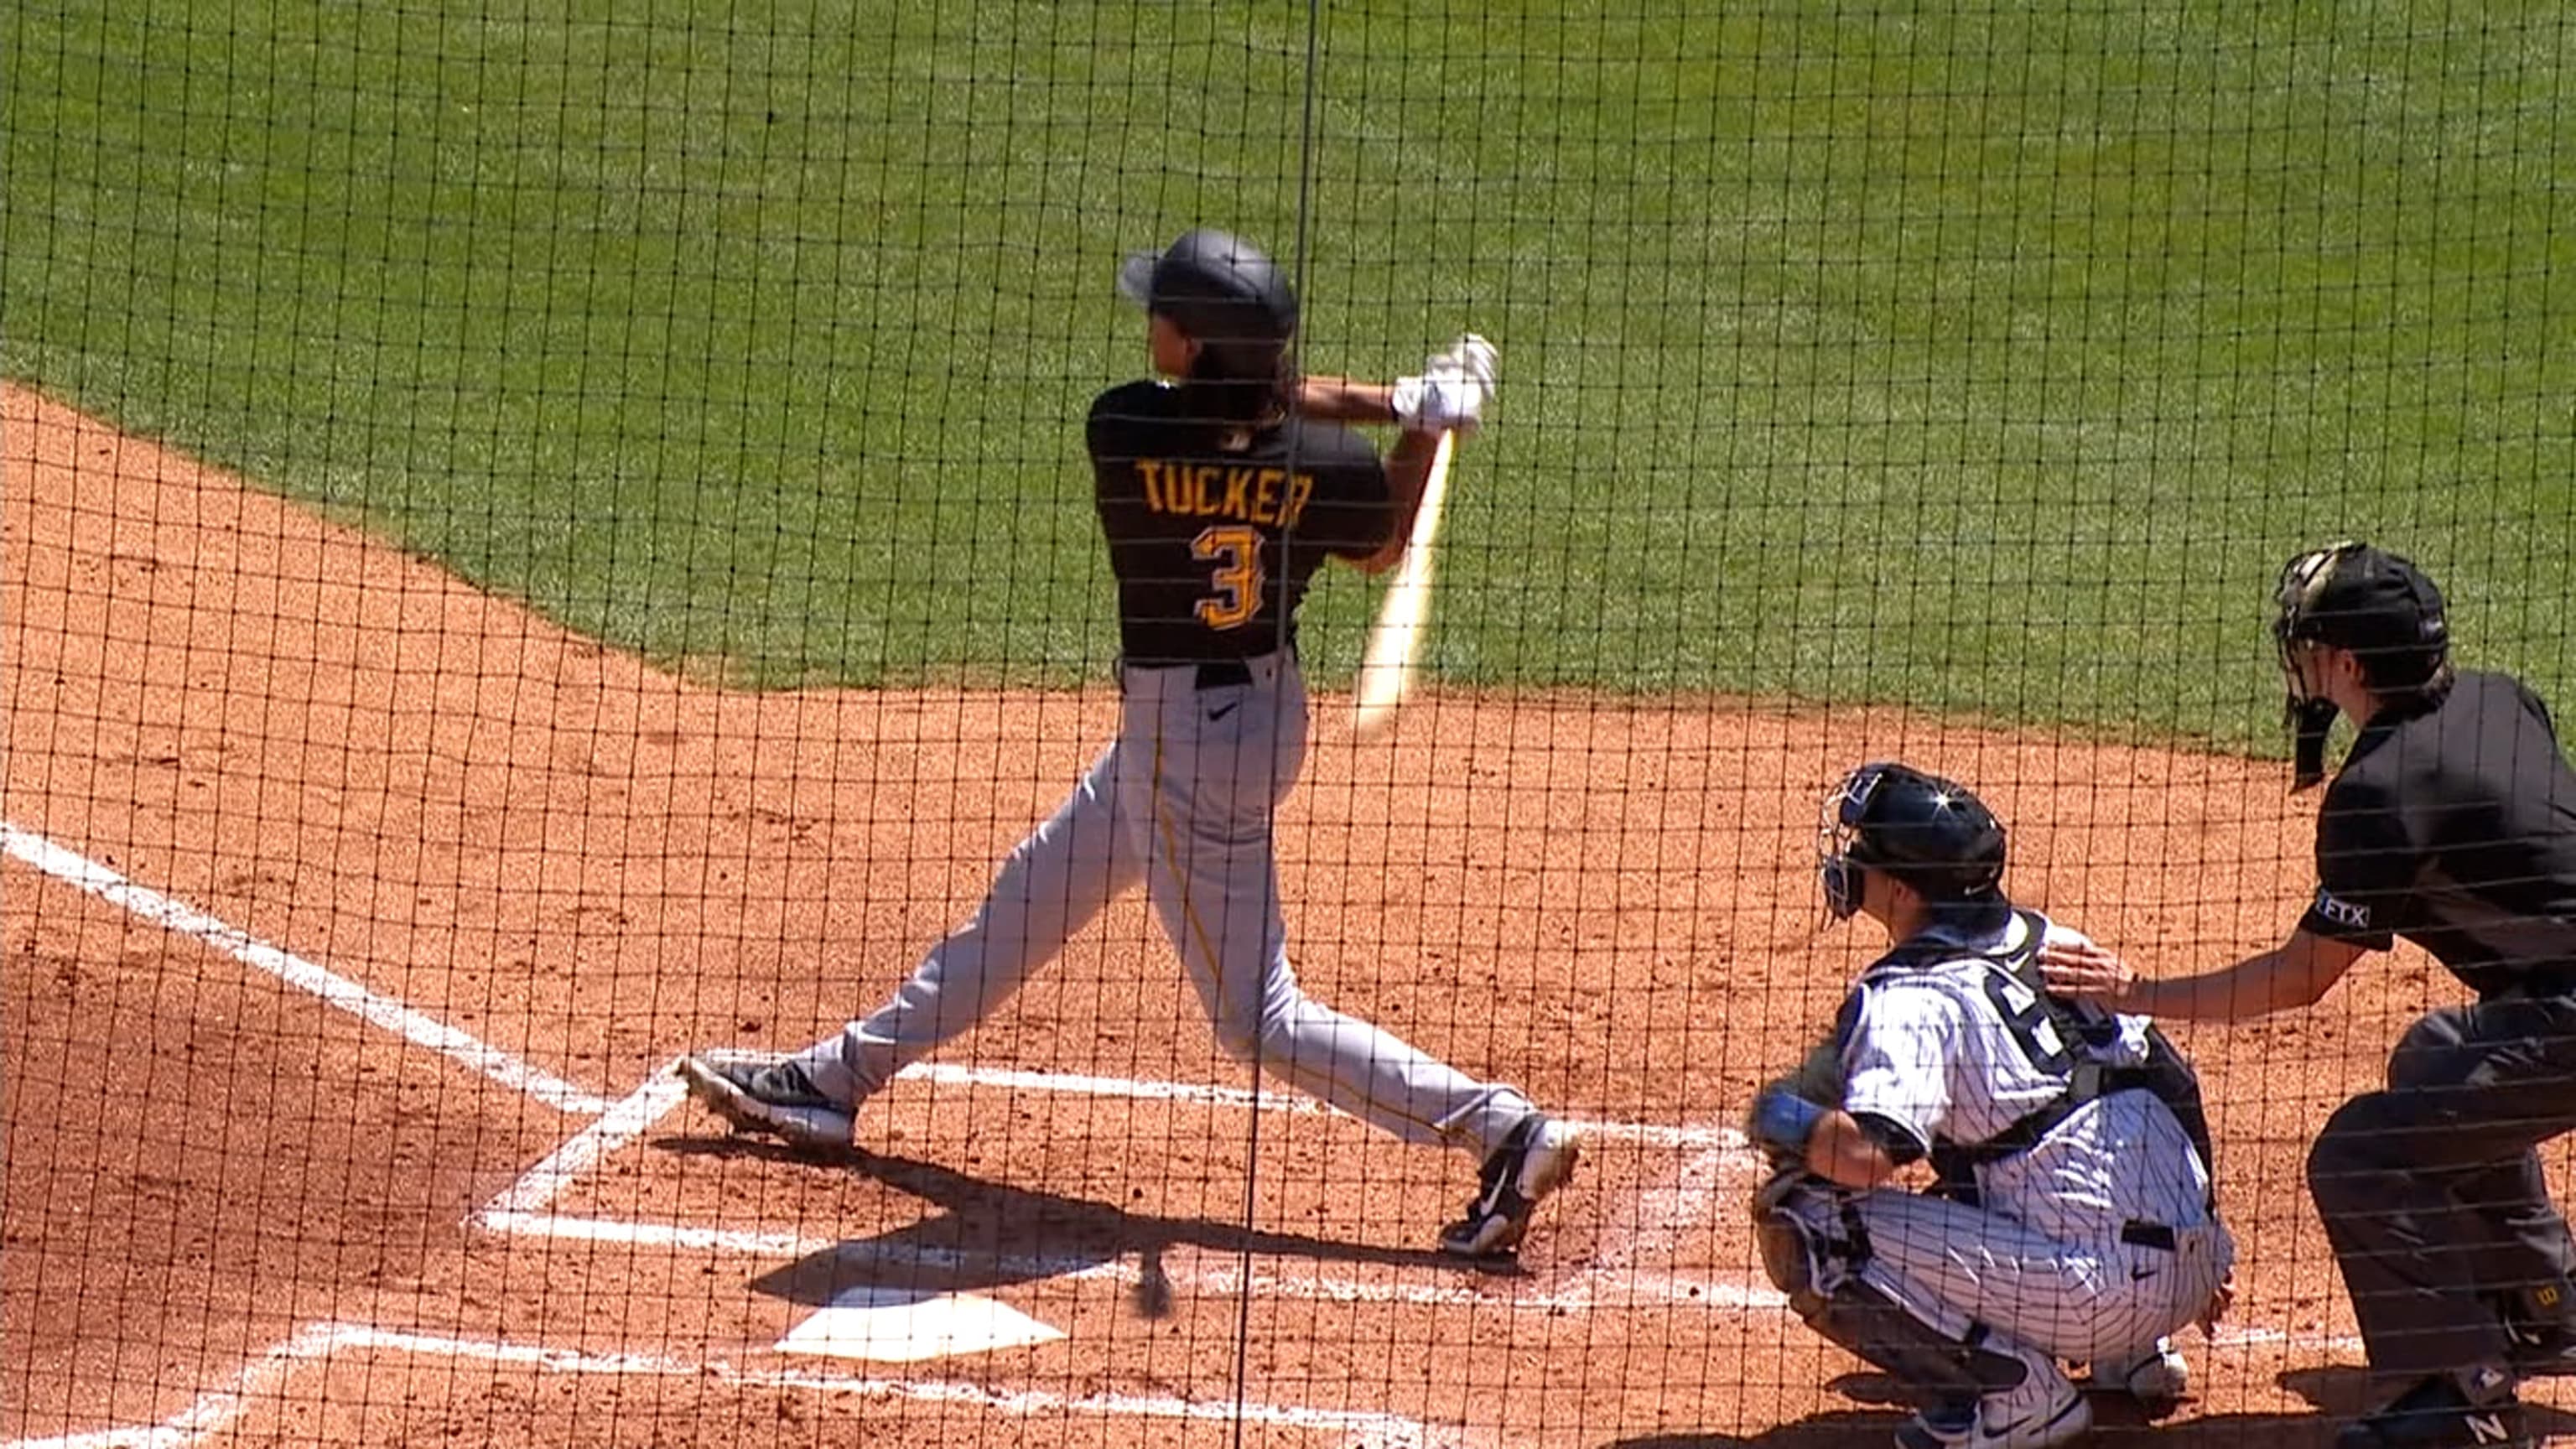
xmin=1818 ymin=762 xmax=2007 ymax=921
xmin=1116 ymin=228 xmax=1299 ymax=378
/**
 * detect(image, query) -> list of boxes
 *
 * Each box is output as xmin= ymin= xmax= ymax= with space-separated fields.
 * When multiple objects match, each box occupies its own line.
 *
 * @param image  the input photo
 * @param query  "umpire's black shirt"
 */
xmin=1088 ymin=381 xmax=1393 ymax=667
xmin=2304 ymin=670 xmax=2576 ymax=997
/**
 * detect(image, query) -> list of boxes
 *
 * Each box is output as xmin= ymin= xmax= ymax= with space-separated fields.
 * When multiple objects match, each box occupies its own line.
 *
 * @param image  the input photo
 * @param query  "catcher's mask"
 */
xmin=2271 ymin=541 xmax=2449 ymax=790
xmin=1819 ymin=762 xmax=2007 ymax=922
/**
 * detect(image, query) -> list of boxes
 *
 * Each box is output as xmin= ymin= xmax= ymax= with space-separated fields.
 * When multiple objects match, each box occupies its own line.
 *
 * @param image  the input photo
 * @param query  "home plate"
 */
xmin=776 ymin=1286 xmax=1066 ymax=1363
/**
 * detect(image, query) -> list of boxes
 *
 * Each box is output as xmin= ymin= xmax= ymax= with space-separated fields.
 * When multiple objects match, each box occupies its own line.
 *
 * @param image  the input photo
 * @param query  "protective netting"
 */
xmin=6 ymin=3 xmax=2573 ymax=1446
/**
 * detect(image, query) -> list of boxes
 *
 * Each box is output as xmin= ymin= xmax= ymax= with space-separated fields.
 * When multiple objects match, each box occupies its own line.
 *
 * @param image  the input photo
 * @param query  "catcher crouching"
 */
xmin=1744 ymin=763 xmax=2235 ymax=1449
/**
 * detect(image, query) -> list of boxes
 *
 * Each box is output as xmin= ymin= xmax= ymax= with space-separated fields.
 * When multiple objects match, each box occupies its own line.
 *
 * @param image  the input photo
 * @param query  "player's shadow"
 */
xmin=657 ymin=1133 xmax=1478 ymax=1309
xmin=1603 ymin=1365 xmax=2576 ymax=1449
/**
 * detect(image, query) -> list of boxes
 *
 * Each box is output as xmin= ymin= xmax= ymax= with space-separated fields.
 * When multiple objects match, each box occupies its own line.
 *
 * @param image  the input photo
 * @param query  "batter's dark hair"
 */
xmin=1175 ymin=350 xmax=1293 ymax=430
xmin=1119 ymin=228 xmax=1300 ymax=432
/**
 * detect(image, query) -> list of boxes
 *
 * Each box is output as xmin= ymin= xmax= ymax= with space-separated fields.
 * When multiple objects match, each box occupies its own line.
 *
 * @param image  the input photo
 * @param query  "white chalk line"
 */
xmin=0 ymin=1322 xmax=1467 ymax=1449
xmin=0 ymin=823 xmax=610 ymax=1115
xmin=0 ymin=1312 xmax=2380 ymax=1449
xmin=900 ymin=1060 xmax=1753 ymax=1152
xmin=1 ymin=818 xmax=1750 ymax=1150
xmin=4 ymin=818 xmax=2353 ymax=1440
xmin=460 ymin=1088 xmax=2329 ymax=1334
xmin=475 ymin=1070 xmax=690 ymax=1216
xmin=2209 ymin=1325 xmax=2367 ymax=1353
xmin=1577 ymin=1117 xmax=1745 ymax=1296
xmin=470 ymin=1057 xmax=1779 ymax=1307
xmin=1 ymin=1321 xmax=356 ymax=1449
xmin=463 ymin=1086 xmax=2364 ymax=1349
xmin=475 ymin=1207 xmax=1793 ymax=1312
xmin=351 ymin=1325 xmax=1467 ymax=1439
xmin=468 ymin=1074 xmax=1785 ymax=1314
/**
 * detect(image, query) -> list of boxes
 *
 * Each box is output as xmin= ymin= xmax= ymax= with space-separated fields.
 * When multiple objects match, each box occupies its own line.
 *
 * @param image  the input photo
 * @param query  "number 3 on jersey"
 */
xmin=1193 ymin=524 xmax=1265 ymax=631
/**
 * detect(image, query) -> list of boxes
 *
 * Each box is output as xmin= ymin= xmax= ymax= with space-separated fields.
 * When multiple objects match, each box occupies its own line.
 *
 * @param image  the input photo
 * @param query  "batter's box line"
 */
xmin=470 ymin=1057 xmax=1763 ymax=1232
xmin=467 ymin=1073 xmax=2367 ymax=1354
xmin=466 ymin=1063 xmax=1781 ymax=1316
xmin=479 ymin=1041 xmax=1772 ymax=1222
xmin=474 ymin=1205 xmax=1794 ymax=1313
xmin=0 ymin=1322 xmax=1488 ymax=1449
xmin=0 ymin=823 xmax=611 ymax=1115
xmin=0 ymin=1318 xmax=2374 ymax=1449
xmin=900 ymin=1061 xmax=1762 ymax=1154
xmin=471 ymin=1208 xmax=2376 ymax=1355
xmin=2 ymin=818 xmax=1761 ymax=1160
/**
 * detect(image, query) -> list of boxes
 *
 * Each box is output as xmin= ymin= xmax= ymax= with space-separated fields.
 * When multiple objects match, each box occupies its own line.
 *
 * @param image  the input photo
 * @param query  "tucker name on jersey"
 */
xmin=1135 ymin=460 xmax=1318 ymax=528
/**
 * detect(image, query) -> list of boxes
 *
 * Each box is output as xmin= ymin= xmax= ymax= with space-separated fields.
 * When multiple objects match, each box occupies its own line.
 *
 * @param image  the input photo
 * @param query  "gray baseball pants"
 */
xmin=782 ymin=651 xmax=1535 ymax=1158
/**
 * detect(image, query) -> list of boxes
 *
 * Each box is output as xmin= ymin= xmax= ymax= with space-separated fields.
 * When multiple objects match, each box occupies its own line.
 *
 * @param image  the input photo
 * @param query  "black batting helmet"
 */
xmin=1117 ymin=228 xmax=1299 ymax=382
xmin=1818 ymin=762 xmax=2007 ymax=921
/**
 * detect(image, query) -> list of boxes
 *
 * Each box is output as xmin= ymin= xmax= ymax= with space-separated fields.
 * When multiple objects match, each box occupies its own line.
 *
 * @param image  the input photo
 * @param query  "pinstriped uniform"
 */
xmin=1794 ymin=912 xmax=2234 ymax=1366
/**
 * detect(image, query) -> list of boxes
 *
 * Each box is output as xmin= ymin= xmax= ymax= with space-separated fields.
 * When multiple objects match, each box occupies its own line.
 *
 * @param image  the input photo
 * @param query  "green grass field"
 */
xmin=6 ymin=0 xmax=2571 ymax=750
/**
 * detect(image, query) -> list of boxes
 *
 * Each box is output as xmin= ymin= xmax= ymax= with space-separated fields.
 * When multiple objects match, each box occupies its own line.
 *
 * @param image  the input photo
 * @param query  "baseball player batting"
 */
xmin=673 ymin=227 xmax=1578 ymax=1258
xmin=1748 ymin=762 xmax=2234 ymax=1449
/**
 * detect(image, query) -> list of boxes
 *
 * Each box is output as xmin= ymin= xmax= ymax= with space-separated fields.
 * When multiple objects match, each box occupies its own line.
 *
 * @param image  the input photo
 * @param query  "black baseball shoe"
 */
xmin=1438 ymin=1113 xmax=1581 ymax=1258
xmin=2503 ymin=1320 xmax=2576 ymax=1379
xmin=2333 ymin=1371 xmax=2530 ymax=1449
xmin=2500 ymin=1285 xmax=2576 ymax=1379
xmin=675 ymin=1051 xmax=854 ymax=1153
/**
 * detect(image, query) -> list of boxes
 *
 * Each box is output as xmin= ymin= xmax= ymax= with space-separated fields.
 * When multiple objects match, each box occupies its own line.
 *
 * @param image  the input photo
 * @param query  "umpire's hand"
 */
xmin=2040 ymin=937 xmax=2138 ymax=1005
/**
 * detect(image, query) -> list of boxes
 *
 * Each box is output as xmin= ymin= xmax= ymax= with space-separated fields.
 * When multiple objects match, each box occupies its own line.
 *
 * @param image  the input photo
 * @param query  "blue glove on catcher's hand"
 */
xmin=1751 ymin=1087 xmax=1827 ymax=1160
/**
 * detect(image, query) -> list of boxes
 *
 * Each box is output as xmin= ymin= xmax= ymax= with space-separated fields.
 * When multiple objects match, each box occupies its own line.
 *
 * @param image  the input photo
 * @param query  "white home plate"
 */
xmin=776 ymin=1286 xmax=1065 ymax=1363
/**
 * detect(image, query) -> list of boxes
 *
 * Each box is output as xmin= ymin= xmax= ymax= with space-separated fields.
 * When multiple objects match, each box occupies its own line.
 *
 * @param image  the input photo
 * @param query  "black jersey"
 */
xmin=1088 ymin=380 xmax=1392 ymax=666
xmin=2303 ymin=670 xmax=2576 ymax=995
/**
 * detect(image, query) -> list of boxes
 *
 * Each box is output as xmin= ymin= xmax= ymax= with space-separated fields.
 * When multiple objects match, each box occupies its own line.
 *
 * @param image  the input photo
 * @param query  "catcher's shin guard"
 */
xmin=1755 ymin=1181 xmax=2032 ymax=1408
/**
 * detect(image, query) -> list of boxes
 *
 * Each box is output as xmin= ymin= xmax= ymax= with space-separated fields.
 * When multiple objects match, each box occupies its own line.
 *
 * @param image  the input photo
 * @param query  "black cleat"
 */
xmin=2333 ymin=1373 xmax=2530 ymax=1449
xmin=675 ymin=1051 xmax=854 ymax=1153
xmin=2502 ymin=1319 xmax=2576 ymax=1380
xmin=2500 ymin=1284 xmax=2576 ymax=1379
xmin=1437 ymin=1113 xmax=1581 ymax=1258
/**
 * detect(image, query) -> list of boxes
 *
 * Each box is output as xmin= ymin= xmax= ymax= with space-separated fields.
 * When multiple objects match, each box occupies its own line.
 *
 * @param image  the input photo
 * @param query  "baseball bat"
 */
xmin=1349 ymin=428 xmax=1457 ymax=741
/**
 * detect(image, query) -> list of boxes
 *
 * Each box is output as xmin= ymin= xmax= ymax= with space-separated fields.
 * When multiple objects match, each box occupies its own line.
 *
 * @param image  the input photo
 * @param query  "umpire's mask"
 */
xmin=2271 ymin=541 xmax=2449 ymax=790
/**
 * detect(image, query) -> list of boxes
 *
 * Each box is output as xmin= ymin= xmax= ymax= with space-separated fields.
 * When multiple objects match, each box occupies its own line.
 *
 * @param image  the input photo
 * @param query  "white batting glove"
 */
xmin=1437 ymin=333 xmax=1498 ymax=391
xmin=1392 ymin=333 xmax=1498 ymax=434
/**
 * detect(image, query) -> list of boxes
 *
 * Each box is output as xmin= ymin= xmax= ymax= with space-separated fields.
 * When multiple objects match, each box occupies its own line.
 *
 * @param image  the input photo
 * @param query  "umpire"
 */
xmin=2045 ymin=541 xmax=2576 ymax=1449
